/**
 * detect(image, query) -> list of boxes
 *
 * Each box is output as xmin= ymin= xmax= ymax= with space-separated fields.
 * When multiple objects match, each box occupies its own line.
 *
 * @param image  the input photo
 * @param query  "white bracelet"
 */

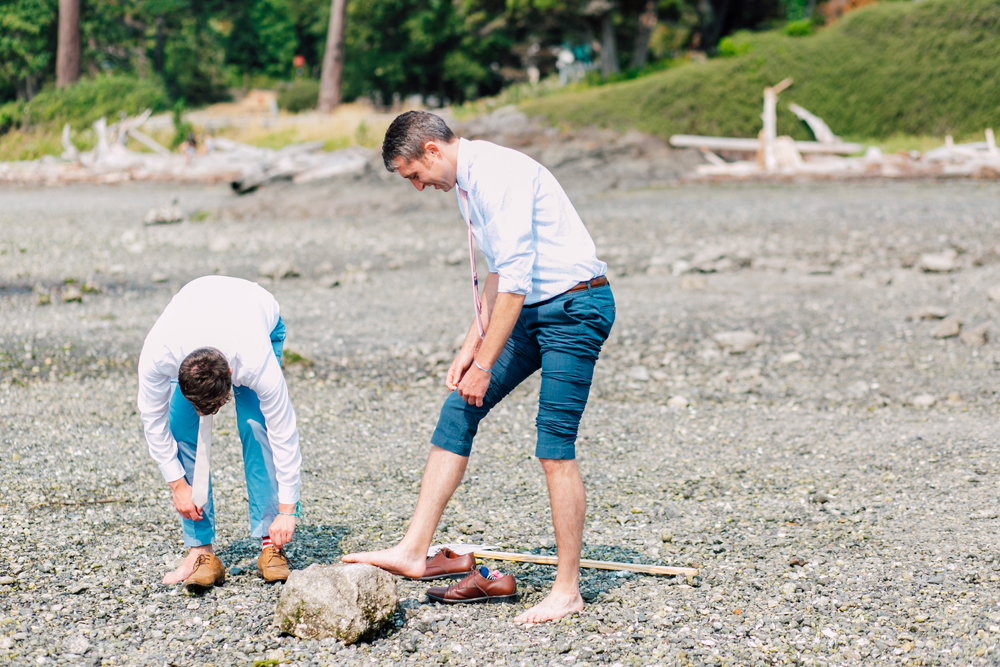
xmin=473 ymin=359 xmax=492 ymax=373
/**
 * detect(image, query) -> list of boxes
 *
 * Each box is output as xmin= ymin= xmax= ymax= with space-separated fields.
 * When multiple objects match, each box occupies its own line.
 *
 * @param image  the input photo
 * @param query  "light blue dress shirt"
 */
xmin=455 ymin=138 xmax=607 ymax=306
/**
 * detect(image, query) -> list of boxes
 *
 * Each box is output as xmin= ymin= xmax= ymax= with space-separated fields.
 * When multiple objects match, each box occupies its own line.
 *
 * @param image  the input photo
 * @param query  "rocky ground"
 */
xmin=2 ymin=165 xmax=1000 ymax=667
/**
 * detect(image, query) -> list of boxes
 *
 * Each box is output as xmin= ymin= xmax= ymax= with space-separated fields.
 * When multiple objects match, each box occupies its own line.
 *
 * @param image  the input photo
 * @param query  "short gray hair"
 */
xmin=381 ymin=111 xmax=456 ymax=172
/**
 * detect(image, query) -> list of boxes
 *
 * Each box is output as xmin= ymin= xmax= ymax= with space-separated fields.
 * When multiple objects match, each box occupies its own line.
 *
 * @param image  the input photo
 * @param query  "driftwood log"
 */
xmin=1 ymin=110 xmax=372 ymax=189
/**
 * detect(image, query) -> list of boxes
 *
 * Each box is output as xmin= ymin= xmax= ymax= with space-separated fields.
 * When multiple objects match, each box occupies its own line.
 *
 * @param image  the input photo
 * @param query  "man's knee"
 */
xmin=538 ymin=457 xmax=579 ymax=474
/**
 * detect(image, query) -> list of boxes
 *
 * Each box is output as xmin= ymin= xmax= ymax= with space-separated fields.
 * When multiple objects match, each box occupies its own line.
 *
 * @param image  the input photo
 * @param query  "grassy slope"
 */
xmin=523 ymin=0 xmax=1000 ymax=141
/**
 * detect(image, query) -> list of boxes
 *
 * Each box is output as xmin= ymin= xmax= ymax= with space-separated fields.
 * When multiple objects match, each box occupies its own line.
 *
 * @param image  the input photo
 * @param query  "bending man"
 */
xmin=344 ymin=111 xmax=615 ymax=623
xmin=138 ymin=275 xmax=301 ymax=591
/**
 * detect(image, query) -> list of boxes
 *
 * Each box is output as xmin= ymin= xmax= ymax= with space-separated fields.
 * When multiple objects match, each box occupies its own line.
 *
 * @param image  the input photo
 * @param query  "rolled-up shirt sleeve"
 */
xmin=137 ymin=352 xmax=186 ymax=484
xmin=478 ymin=167 xmax=536 ymax=295
xmin=252 ymin=353 xmax=302 ymax=504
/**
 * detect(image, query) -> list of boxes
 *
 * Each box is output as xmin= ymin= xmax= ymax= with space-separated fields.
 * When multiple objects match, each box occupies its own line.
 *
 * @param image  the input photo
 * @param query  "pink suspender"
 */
xmin=457 ymin=187 xmax=486 ymax=341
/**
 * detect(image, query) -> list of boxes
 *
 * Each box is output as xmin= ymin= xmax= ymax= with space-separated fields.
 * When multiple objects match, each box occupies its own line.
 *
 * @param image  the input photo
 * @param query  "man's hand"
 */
xmin=457 ymin=364 xmax=491 ymax=407
xmin=446 ymin=349 xmax=475 ymax=390
xmin=169 ymin=478 xmax=203 ymax=521
xmin=268 ymin=503 xmax=297 ymax=548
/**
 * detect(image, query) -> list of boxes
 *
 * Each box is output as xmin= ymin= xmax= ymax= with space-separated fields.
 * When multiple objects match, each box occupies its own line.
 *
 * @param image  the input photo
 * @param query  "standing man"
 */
xmin=138 ymin=275 xmax=302 ymax=591
xmin=344 ymin=111 xmax=615 ymax=623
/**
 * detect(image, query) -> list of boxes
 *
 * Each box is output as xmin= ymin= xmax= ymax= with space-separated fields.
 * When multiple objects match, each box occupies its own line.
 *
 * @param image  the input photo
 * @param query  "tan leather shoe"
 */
xmin=257 ymin=545 xmax=291 ymax=582
xmin=183 ymin=553 xmax=226 ymax=592
xmin=411 ymin=547 xmax=476 ymax=581
xmin=426 ymin=568 xmax=517 ymax=604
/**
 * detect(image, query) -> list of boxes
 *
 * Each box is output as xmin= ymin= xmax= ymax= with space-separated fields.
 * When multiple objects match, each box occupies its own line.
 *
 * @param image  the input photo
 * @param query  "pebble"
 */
xmin=912 ymin=394 xmax=937 ymax=409
xmin=713 ymin=331 xmax=763 ymax=354
xmin=959 ymin=322 xmax=989 ymax=346
xmin=779 ymin=351 xmax=802 ymax=364
xmin=931 ymin=316 xmax=961 ymax=338
xmin=988 ymin=285 xmax=1000 ymax=302
xmin=910 ymin=305 xmax=948 ymax=320
xmin=628 ymin=365 xmax=650 ymax=381
xmin=666 ymin=395 xmax=689 ymax=409
xmin=918 ymin=249 xmax=958 ymax=272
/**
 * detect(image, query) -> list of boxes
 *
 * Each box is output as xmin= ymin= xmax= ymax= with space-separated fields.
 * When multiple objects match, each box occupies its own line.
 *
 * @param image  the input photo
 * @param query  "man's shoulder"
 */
xmin=468 ymin=139 xmax=537 ymax=165
xmin=467 ymin=140 xmax=540 ymax=184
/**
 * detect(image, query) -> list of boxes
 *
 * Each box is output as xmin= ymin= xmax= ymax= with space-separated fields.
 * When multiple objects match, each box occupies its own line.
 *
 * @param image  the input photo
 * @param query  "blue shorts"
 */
xmin=431 ymin=283 xmax=615 ymax=460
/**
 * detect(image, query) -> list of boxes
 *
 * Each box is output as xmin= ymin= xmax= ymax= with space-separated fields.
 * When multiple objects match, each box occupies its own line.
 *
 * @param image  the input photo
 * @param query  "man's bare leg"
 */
xmin=515 ymin=458 xmax=586 ymax=623
xmin=163 ymin=544 xmax=213 ymax=585
xmin=342 ymin=445 xmax=468 ymax=578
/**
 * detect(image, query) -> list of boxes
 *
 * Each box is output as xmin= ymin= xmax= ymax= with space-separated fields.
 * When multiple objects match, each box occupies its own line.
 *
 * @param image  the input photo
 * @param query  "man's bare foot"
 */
xmin=341 ymin=546 xmax=426 ymax=579
xmin=162 ymin=545 xmax=213 ymax=585
xmin=513 ymin=589 xmax=584 ymax=624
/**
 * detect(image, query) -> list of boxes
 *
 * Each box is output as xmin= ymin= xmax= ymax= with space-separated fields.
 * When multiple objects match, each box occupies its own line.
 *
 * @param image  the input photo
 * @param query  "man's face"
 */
xmin=395 ymin=141 xmax=456 ymax=192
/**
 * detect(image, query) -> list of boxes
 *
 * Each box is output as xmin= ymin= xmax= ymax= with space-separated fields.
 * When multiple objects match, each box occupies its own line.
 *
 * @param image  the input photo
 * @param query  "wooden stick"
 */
xmin=28 ymin=498 xmax=130 ymax=510
xmin=472 ymin=550 xmax=699 ymax=581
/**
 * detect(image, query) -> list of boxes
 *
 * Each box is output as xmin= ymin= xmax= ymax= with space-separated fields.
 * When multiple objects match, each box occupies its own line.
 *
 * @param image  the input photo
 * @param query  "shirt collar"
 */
xmin=455 ymin=137 xmax=472 ymax=192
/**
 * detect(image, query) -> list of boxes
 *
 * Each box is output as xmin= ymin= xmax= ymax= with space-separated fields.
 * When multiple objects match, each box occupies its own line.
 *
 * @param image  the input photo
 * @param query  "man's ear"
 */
xmin=424 ymin=140 xmax=441 ymax=159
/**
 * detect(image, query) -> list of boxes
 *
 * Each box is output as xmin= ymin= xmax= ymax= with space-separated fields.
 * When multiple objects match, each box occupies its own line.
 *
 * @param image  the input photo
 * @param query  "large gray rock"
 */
xmin=274 ymin=563 xmax=398 ymax=644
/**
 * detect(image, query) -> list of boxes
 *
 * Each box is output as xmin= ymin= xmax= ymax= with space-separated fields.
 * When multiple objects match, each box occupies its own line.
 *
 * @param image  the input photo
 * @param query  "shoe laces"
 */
xmin=193 ymin=554 xmax=214 ymax=569
xmin=264 ymin=546 xmax=287 ymax=565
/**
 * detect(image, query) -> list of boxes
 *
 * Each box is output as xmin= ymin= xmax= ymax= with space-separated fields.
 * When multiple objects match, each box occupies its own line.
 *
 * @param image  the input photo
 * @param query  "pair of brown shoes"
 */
xmin=182 ymin=547 xmax=291 ymax=592
xmin=426 ymin=566 xmax=517 ymax=604
xmin=419 ymin=549 xmax=516 ymax=604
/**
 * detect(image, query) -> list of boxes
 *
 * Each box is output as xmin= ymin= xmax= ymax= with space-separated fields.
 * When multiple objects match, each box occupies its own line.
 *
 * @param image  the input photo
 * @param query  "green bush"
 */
xmin=277 ymin=80 xmax=319 ymax=113
xmin=783 ymin=19 xmax=814 ymax=37
xmin=0 ymin=75 xmax=170 ymax=133
xmin=524 ymin=0 xmax=1000 ymax=141
xmin=717 ymin=34 xmax=753 ymax=57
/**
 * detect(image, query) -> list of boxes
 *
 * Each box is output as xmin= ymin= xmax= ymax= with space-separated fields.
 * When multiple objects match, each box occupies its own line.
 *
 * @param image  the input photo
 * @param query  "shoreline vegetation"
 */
xmin=1 ymin=0 xmax=996 ymax=163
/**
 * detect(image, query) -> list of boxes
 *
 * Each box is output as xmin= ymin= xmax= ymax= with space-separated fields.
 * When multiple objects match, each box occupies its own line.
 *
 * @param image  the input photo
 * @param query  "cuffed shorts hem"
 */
xmin=534 ymin=434 xmax=576 ymax=460
xmin=430 ymin=423 xmax=473 ymax=458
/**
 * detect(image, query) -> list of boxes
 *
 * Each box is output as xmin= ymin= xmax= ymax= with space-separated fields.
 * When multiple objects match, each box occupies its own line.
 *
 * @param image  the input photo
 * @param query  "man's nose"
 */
xmin=411 ymin=180 xmax=424 ymax=191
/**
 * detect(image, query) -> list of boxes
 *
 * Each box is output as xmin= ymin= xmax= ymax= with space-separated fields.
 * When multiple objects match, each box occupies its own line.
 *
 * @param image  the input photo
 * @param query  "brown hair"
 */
xmin=178 ymin=348 xmax=231 ymax=415
xmin=381 ymin=111 xmax=456 ymax=172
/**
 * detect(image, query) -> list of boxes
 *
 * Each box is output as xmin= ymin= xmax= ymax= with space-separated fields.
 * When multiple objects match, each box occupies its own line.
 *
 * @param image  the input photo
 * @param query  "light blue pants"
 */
xmin=168 ymin=318 xmax=286 ymax=547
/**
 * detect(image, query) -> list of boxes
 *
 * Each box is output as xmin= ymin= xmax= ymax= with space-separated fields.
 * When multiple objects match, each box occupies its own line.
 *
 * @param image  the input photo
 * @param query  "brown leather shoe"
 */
xmin=183 ymin=553 xmax=226 ymax=592
xmin=411 ymin=548 xmax=476 ymax=581
xmin=426 ymin=568 xmax=517 ymax=604
xmin=257 ymin=545 xmax=291 ymax=582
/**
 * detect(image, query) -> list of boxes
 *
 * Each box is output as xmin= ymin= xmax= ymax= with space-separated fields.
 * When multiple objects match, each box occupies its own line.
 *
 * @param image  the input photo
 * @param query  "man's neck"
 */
xmin=441 ymin=138 xmax=462 ymax=175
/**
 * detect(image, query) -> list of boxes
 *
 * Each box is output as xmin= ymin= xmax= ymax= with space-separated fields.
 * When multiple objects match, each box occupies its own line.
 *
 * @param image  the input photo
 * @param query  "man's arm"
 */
xmin=446 ymin=272 xmax=498 ymax=390
xmin=253 ymin=356 xmax=302 ymax=548
xmin=457 ymin=287 xmax=525 ymax=407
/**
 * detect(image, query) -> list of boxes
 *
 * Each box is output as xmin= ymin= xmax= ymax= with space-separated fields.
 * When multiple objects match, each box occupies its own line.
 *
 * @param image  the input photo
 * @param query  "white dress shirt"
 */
xmin=137 ymin=276 xmax=301 ymax=504
xmin=455 ymin=138 xmax=607 ymax=305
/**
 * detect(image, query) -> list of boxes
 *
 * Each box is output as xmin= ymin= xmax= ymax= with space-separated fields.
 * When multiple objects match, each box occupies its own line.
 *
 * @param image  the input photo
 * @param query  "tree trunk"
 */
xmin=56 ymin=0 xmax=81 ymax=88
xmin=318 ymin=0 xmax=348 ymax=113
xmin=705 ymin=0 xmax=733 ymax=50
xmin=629 ymin=0 xmax=657 ymax=70
xmin=600 ymin=10 xmax=619 ymax=77
xmin=153 ymin=15 xmax=166 ymax=75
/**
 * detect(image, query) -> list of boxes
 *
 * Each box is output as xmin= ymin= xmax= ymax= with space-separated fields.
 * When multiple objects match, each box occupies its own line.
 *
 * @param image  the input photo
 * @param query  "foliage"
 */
xmin=170 ymin=102 xmax=193 ymax=148
xmin=717 ymin=33 xmax=753 ymax=57
xmin=523 ymin=0 xmax=1000 ymax=140
xmin=0 ymin=74 xmax=170 ymax=134
xmin=783 ymin=19 xmax=814 ymax=36
xmin=0 ymin=0 xmax=57 ymax=100
xmin=226 ymin=0 xmax=299 ymax=79
xmin=278 ymin=79 xmax=320 ymax=112
xmin=339 ymin=0 xmax=511 ymax=105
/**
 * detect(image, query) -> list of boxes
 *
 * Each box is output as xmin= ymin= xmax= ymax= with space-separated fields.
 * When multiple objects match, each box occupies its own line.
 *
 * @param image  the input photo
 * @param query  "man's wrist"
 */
xmin=168 ymin=477 xmax=189 ymax=491
xmin=473 ymin=359 xmax=492 ymax=373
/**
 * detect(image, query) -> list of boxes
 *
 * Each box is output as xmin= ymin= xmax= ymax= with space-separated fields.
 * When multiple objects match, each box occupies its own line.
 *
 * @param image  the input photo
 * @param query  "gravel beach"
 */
xmin=2 ymin=173 xmax=1000 ymax=667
